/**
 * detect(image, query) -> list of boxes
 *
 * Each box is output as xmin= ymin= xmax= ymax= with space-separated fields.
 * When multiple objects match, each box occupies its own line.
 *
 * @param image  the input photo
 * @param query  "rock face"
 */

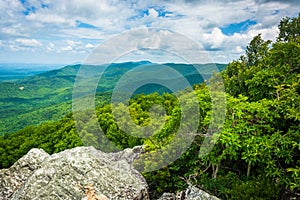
xmin=0 ymin=146 xmax=221 ymax=200
xmin=0 ymin=146 xmax=149 ymax=200
xmin=0 ymin=148 xmax=50 ymax=199
xmin=185 ymin=186 xmax=220 ymax=200
xmin=158 ymin=186 xmax=220 ymax=200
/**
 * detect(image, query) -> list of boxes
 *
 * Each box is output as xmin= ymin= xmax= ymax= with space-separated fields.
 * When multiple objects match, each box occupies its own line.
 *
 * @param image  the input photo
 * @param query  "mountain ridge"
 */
xmin=0 ymin=62 xmax=226 ymax=135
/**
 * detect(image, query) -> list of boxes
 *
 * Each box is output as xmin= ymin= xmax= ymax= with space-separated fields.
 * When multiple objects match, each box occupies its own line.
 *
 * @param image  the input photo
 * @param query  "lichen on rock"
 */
xmin=0 ymin=146 xmax=149 ymax=200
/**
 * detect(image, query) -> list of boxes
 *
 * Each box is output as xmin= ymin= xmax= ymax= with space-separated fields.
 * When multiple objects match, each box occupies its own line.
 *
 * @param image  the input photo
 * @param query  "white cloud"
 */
xmin=15 ymin=38 xmax=42 ymax=47
xmin=85 ymin=43 xmax=94 ymax=49
xmin=148 ymin=8 xmax=159 ymax=18
xmin=0 ymin=0 xmax=299 ymax=63
xmin=2 ymin=26 xmax=19 ymax=36
xmin=0 ymin=38 xmax=42 ymax=52
xmin=60 ymin=40 xmax=95 ymax=53
xmin=86 ymin=28 xmax=214 ymax=65
xmin=47 ymin=42 xmax=55 ymax=51
xmin=61 ymin=46 xmax=73 ymax=51
xmin=202 ymin=28 xmax=226 ymax=49
xmin=247 ymin=24 xmax=279 ymax=41
xmin=235 ymin=46 xmax=244 ymax=54
xmin=26 ymin=13 xmax=71 ymax=25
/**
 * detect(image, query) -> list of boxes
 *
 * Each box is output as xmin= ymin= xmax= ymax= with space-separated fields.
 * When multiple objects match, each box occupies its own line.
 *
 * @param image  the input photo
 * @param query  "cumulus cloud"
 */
xmin=85 ymin=43 xmax=94 ymax=49
xmin=202 ymin=28 xmax=226 ymax=49
xmin=148 ymin=8 xmax=159 ymax=18
xmin=60 ymin=40 xmax=95 ymax=53
xmin=2 ymin=38 xmax=43 ymax=51
xmin=0 ymin=0 xmax=299 ymax=63
xmin=15 ymin=38 xmax=42 ymax=47
xmin=47 ymin=42 xmax=55 ymax=51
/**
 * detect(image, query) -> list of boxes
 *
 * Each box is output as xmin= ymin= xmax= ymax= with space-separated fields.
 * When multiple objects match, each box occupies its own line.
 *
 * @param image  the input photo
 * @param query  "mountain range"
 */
xmin=0 ymin=62 xmax=226 ymax=135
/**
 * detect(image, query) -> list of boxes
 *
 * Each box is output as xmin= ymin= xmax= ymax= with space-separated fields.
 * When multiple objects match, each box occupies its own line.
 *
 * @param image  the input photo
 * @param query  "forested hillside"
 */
xmin=0 ymin=14 xmax=299 ymax=199
xmin=0 ymin=62 xmax=225 ymax=134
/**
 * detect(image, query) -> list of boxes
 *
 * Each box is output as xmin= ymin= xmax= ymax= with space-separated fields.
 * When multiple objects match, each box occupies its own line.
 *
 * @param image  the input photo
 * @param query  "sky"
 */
xmin=0 ymin=0 xmax=299 ymax=65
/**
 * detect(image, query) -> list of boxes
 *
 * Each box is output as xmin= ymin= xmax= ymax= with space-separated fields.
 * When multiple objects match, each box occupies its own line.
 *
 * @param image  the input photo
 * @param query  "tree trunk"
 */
xmin=212 ymin=164 xmax=220 ymax=179
xmin=247 ymin=162 xmax=251 ymax=177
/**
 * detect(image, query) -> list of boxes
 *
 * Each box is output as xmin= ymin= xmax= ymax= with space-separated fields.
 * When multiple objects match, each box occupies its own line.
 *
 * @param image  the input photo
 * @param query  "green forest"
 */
xmin=0 ymin=14 xmax=299 ymax=199
xmin=0 ymin=62 xmax=225 ymax=134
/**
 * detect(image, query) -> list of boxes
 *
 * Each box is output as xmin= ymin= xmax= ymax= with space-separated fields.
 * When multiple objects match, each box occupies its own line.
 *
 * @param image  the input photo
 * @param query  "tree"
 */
xmin=246 ymin=34 xmax=271 ymax=67
xmin=277 ymin=13 xmax=300 ymax=43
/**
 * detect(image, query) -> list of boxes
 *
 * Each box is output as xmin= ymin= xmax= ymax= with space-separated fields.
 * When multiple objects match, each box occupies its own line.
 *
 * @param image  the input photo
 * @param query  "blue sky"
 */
xmin=0 ymin=0 xmax=299 ymax=65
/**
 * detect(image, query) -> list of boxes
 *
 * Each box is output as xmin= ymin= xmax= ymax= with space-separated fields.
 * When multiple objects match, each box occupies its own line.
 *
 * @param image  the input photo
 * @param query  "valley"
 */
xmin=0 ymin=62 xmax=226 ymax=135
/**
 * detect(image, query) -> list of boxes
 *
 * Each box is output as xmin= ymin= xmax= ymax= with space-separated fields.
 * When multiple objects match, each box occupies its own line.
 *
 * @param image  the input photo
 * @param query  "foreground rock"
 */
xmin=158 ymin=186 xmax=220 ymax=200
xmin=0 ymin=146 xmax=149 ymax=200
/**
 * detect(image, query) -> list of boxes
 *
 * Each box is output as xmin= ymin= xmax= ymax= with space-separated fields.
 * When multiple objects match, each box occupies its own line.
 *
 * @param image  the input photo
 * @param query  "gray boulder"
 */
xmin=185 ymin=186 xmax=220 ymax=200
xmin=0 ymin=148 xmax=50 ymax=199
xmin=157 ymin=193 xmax=176 ymax=200
xmin=0 ymin=146 xmax=149 ymax=200
xmin=158 ymin=186 xmax=220 ymax=200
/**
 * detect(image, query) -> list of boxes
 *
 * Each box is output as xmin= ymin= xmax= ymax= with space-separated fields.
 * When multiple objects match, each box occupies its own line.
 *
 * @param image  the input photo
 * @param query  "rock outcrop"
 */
xmin=0 ymin=146 xmax=149 ymax=200
xmin=185 ymin=186 xmax=220 ymax=200
xmin=0 ymin=145 xmax=221 ymax=200
xmin=158 ymin=186 xmax=220 ymax=200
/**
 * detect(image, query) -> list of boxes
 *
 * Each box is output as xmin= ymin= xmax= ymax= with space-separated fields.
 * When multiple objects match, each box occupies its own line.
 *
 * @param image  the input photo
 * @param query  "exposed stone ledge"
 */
xmin=0 ymin=146 xmax=149 ymax=200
